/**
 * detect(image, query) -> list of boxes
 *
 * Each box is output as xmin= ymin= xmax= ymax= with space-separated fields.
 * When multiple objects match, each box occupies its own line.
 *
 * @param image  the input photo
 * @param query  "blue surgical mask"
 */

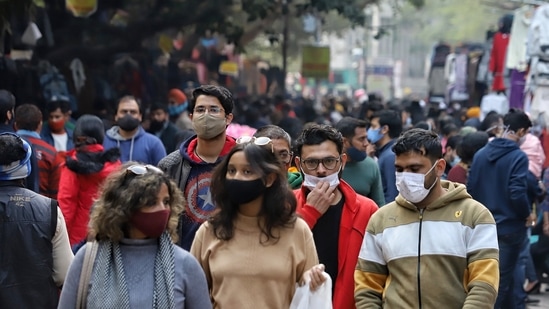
xmin=451 ymin=156 xmax=461 ymax=167
xmin=168 ymin=102 xmax=188 ymax=117
xmin=347 ymin=146 xmax=367 ymax=162
xmin=367 ymin=127 xmax=384 ymax=144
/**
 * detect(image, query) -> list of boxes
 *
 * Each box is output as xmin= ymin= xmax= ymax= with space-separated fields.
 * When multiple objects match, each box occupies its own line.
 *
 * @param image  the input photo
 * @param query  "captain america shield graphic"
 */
xmin=185 ymin=171 xmax=216 ymax=223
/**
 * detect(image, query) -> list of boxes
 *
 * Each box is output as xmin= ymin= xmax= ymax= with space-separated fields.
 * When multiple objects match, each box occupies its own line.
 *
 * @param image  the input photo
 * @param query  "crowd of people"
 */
xmin=1 ymin=83 xmax=548 ymax=309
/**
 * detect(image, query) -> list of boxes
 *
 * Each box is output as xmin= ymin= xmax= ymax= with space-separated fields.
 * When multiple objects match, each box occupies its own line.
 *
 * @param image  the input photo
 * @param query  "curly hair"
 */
xmin=209 ymin=142 xmax=296 ymax=243
xmin=89 ymin=162 xmax=184 ymax=242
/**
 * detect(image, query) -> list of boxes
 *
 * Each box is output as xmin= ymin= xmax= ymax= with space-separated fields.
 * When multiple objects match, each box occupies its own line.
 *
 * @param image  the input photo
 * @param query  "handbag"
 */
xmin=76 ymin=241 xmax=99 ymax=309
xmin=289 ymin=272 xmax=332 ymax=309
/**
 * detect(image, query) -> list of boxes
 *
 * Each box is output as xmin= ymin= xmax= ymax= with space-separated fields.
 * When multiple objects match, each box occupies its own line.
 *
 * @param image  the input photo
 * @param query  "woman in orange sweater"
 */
xmin=191 ymin=137 xmax=326 ymax=308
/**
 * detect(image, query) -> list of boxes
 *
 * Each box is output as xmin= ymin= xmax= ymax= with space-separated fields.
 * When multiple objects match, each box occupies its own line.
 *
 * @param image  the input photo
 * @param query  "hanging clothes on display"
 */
xmin=489 ymin=14 xmax=514 ymax=92
xmin=527 ymin=4 xmax=549 ymax=125
xmin=477 ymin=30 xmax=496 ymax=89
xmin=445 ymin=48 xmax=469 ymax=103
xmin=507 ymin=5 xmax=535 ymax=109
xmin=429 ymin=43 xmax=451 ymax=98
xmin=468 ymin=49 xmax=486 ymax=107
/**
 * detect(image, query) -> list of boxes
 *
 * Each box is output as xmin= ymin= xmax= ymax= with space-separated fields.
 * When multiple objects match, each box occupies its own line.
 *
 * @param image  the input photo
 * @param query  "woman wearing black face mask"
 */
xmin=190 ymin=137 xmax=327 ymax=309
xmin=58 ymin=162 xmax=211 ymax=309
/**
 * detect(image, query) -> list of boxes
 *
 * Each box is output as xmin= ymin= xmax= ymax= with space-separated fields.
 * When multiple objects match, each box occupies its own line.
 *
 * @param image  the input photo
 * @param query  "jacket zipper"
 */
xmin=417 ymin=208 xmax=425 ymax=309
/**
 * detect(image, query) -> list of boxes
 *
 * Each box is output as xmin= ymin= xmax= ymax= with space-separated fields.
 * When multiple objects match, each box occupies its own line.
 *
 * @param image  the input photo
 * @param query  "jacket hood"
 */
xmin=520 ymin=133 xmax=545 ymax=179
xmin=395 ymin=180 xmax=471 ymax=211
xmin=179 ymin=135 xmax=236 ymax=165
xmin=484 ymin=138 xmax=520 ymax=163
xmin=106 ymin=125 xmax=145 ymax=141
xmin=66 ymin=144 xmax=121 ymax=174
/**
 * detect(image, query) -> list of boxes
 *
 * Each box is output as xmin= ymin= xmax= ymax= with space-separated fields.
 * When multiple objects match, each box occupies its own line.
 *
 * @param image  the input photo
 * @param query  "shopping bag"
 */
xmin=289 ymin=272 xmax=332 ymax=309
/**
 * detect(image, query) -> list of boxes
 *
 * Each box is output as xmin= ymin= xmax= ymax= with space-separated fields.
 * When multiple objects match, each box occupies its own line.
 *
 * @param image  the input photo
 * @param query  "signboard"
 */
xmin=219 ymin=61 xmax=239 ymax=77
xmin=365 ymin=65 xmax=394 ymax=76
xmin=301 ymin=45 xmax=330 ymax=80
xmin=66 ymin=0 xmax=97 ymax=18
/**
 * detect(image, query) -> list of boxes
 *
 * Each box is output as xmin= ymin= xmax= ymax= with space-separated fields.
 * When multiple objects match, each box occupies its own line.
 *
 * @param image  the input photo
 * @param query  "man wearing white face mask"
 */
xmin=158 ymin=85 xmax=235 ymax=250
xmin=468 ymin=109 xmax=532 ymax=309
xmin=293 ymin=125 xmax=378 ymax=309
xmin=355 ymin=128 xmax=499 ymax=309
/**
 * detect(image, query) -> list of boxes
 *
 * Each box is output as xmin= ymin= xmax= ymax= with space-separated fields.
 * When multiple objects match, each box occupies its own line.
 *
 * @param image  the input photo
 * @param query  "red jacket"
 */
xmin=489 ymin=32 xmax=510 ymax=91
xmin=24 ymin=136 xmax=64 ymax=199
xmin=58 ymin=145 xmax=121 ymax=246
xmin=294 ymin=180 xmax=378 ymax=309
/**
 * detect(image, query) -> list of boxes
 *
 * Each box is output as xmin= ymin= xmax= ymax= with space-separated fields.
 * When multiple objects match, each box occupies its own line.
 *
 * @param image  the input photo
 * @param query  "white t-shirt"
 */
xmin=51 ymin=132 xmax=68 ymax=152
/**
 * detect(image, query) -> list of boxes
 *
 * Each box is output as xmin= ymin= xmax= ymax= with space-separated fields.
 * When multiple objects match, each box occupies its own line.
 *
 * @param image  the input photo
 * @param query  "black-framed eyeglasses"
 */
xmin=126 ymin=164 xmax=164 ymax=177
xmin=236 ymin=136 xmax=274 ymax=153
xmin=300 ymin=156 xmax=341 ymax=170
xmin=193 ymin=106 xmax=224 ymax=115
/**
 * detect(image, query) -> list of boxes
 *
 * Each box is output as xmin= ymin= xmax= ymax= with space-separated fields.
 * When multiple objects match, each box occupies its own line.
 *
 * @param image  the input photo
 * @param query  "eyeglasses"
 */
xmin=236 ymin=136 xmax=274 ymax=152
xmin=301 ymin=157 xmax=341 ymax=170
xmin=126 ymin=164 xmax=164 ymax=177
xmin=277 ymin=150 xmax=294 ymax=164
xmin=193 ymin=106 xmax=224 ymax=115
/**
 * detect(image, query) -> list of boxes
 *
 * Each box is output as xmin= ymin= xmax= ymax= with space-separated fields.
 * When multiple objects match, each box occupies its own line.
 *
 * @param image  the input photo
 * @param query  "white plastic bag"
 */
xmin=289 ymin=272 xmax=332 ymax=309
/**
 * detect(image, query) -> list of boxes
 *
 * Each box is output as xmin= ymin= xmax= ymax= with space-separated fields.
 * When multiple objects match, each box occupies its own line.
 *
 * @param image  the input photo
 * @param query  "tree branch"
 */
xmin=238 ymin=14 xmax=279 ymax=47
xmin=44 ymin=1 xmax=221 ymax=62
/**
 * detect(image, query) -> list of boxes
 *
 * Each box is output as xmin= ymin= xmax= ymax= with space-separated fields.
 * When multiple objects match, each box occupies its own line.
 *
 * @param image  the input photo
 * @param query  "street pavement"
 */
xmin=529 ymin=283 xmax=549 ymax=308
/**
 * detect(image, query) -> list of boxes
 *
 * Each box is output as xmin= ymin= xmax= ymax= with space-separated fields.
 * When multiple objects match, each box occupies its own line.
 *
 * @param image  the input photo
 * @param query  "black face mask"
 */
xmin=149 ymin=120 xmax=166 ymax=133
xmin=225 ymin=178 xmax=266 ymax=205
xmin=118 ymin=114 xmax=140 ymax=131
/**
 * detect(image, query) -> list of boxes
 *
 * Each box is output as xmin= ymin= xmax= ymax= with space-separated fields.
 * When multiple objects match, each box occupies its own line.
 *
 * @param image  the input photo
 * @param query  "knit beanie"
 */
xmin=168 ymin=89 xmax=187 ymax=105
xmin=0 ymin=133 xmax=32 ymax=180
xmin=466 ymin=107 xmax=481 ymax=119
xmin=459 ymin=126 xmax=477 ymax=136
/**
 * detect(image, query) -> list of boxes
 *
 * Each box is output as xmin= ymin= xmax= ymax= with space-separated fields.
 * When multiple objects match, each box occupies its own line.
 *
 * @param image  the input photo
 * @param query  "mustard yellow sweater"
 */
xmin=191 ymin=214 xmax=319 ymax=309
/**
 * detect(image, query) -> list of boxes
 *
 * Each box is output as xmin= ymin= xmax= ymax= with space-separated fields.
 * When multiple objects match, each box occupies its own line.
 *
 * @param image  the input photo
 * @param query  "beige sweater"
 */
xmin=191 ymin=214 xmax=318 ymax=309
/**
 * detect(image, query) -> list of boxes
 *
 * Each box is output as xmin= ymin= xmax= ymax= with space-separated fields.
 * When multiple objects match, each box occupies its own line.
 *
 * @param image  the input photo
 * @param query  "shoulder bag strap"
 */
xmin=76 ymin=241 xmax=98 ymax=309
xmin=50 ymin=199 xmax=58 ymax=238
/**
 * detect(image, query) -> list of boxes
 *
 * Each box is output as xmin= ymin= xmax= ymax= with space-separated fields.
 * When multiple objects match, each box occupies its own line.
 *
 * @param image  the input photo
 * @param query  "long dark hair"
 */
xmin=209 ymin=142 xmax=296 ymax=242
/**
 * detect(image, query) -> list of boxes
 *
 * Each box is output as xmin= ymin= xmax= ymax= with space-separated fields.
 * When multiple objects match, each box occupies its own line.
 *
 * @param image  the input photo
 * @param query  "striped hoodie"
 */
xmin=354 ymin=181 xmax=499 ymax=309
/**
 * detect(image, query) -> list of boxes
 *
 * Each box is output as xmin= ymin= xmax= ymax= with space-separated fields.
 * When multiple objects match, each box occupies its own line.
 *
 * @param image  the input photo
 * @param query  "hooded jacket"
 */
xmin=355 ymin=181 xmax=499 ymax=309
xmin=158 ymin=135 xmax=236 ymax=250
xmin=58 ymin=145 xmax=121 ymax=245
xmin=295 ymin=180 xmax=378 ymax=309
xmin=103 ymin=126 xmax=166 ymax=165
xmin=468 ymin=138 xmax=530 ymax=235
xmin=41 ymin=123 xmax=75 ymax=152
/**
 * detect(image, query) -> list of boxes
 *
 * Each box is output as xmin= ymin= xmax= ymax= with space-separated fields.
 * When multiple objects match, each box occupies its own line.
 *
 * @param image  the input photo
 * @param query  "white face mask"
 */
xmin=302 ymin=166 xmax=341 ymax=190
xmin=395 ymin=160 xmax=439 ymax=203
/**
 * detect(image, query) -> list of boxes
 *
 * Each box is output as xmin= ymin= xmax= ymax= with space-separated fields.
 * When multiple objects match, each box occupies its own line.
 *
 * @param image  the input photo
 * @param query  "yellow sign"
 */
xmin=219 ymin=61 xmax=239 ymax=77
xmin=158 ymin=35 xmax=173 ymax=54
xmin=301 ymin=45 xmax=330 ymax=79
xmin=66 ymin=0 xmax=97 ymax=18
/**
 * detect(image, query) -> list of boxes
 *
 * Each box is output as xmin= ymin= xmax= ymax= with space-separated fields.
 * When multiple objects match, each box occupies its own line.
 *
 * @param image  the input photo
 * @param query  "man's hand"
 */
xmin=305 ymin=182 xmax=336 ymax=215
xmin=367 ymin=144 xmax=377 ymax=158
xmin=526 ymin=213 xmax=537 ymax=228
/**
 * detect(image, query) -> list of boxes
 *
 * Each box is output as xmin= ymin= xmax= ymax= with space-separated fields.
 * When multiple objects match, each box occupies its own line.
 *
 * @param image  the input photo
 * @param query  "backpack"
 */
xmin=38 ymin=61 xmax=70 ymax=102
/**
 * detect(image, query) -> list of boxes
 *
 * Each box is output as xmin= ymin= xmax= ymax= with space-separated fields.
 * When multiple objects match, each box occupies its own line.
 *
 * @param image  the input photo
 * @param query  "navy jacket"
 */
xmin=377 ymin=139 xmax=398 ymax=204
xmin=40 ymin=124 xmax=75 ymax=152
xmin=468 ymin=138 xmax=530 ymax=235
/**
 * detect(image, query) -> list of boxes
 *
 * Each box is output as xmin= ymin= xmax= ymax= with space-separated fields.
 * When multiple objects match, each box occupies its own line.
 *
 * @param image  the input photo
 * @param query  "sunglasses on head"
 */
xmin=235 ymin=136 xmax=274 ymax=152
xmin=126 ymin=164 xmax=164 ymax=177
